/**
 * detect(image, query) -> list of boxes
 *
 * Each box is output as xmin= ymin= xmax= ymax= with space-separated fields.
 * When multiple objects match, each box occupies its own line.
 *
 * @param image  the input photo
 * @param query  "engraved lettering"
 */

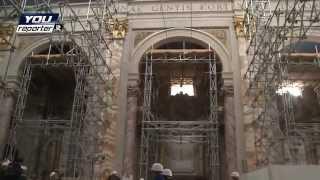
xmin=167 ymin=4 xmax=174 ymax=12
xmin=121 ymin=2 xmax=236 ymax=14
xmin=152 ymin=5 xmax=159 ymax=12
xmin=175 ymin=4 xmax=180 ymax=12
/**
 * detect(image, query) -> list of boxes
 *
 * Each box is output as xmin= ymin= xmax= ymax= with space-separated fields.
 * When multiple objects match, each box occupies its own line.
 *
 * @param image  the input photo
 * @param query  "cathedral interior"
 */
xmin=0 ymin=0 xmax=320 ymax=180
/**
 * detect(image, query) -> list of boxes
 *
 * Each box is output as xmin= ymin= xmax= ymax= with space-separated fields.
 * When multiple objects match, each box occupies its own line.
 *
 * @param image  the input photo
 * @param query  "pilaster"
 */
xmin=223 ymin=84 xmax=238 ymax=180
xmin=0 ymin=79 xmax=19 ymax=157
xmin=123 ymin=79 xmax=140 ymax=180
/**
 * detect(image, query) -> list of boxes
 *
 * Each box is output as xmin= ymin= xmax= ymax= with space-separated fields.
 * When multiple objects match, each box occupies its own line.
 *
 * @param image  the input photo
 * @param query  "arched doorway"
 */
xmin=3 ymin=41 xmax=107 ymax=180
xmin=137 ymin=37 xmax=224 ymax=180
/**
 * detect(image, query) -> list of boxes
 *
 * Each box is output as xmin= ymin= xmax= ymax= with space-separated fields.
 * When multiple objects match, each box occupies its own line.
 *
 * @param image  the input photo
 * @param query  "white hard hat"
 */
xmin=1 ymin=160 xmax=11 ymax=167
xmin=21 ymin=165 xmax=28 ymax=171
xmin=230 ymin=171 xmax=240 ymax=177
xmin=151 ymin=163 xmax=164 ymax=172
xmin=111 ymin=171 xmax=118 ymax=175
xmin=50 ymin=171 xmax=57 ymax=177
xmin=162 ymin=169 xmax=173 ymax=177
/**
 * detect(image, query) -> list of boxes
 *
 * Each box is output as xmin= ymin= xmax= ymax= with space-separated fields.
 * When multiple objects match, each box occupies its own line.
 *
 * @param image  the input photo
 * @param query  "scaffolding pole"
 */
xmin=1 ymin=0 xmax=118 ymax=179
xmin=208 ymin=50 xmax=220 ymax=180
xmin=139 ymin=53 xmax=153 ymax=180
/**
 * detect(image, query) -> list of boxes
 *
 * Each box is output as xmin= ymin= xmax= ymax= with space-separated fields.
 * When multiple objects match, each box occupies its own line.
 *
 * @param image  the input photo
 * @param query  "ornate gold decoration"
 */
xmin=233 ymin=15 xmax=245 ymax=38
xmin=110 ymin=18 xmax=128 ymax=39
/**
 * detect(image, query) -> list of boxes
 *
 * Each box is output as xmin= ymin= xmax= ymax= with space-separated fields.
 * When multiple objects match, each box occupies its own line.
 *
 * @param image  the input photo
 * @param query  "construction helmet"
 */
xmin=49 ymin=171 xmax=57 ymax=177
xmin=111 ymin=171 xmax=118 ymax=175
xmin=230 ymin=171 xmax=240 ymax=177
xmin=151 ymin=163 xmax=164 ymax=172
xmin=162 ymin=169 xmax=173 ymax=177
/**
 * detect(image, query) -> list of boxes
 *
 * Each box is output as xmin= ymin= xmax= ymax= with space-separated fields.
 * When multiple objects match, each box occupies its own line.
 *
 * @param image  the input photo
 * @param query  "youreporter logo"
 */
xmin=16 ymin=13 xmax=62 ymax=34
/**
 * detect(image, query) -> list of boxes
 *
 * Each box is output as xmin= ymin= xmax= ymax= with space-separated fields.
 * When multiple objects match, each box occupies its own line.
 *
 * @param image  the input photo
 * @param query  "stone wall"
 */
xmin=243 ymin=165 xmax=320 ymax=180
xmin=0 ymin=32 xmax=125 ymax=179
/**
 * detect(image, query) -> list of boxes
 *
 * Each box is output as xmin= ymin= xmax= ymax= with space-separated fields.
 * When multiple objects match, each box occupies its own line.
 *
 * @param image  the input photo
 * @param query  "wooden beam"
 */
xmin=289 ymin=72 xmax=320 ymax=81
xmin=28 ymin=54 xmax=78 ymax=58
xmin=283 ymin=53 xmax=320 ymax=60
xmin=146 ymin=49 xmax=213 ymax=54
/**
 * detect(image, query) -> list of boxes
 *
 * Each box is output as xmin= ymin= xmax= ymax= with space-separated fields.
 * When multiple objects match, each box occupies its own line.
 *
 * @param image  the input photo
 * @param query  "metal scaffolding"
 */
xmin=138 ymin=47 xmax=221 ymax=180
xmin=0 ymin=0 xmax=118 ymax=179
xmin=243 ymin=0 xmax=320 ymax=167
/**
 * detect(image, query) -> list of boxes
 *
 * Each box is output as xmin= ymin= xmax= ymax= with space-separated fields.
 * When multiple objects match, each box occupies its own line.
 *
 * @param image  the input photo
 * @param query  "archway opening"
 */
xmin=4 ymin=42 xmax=95 ymax=179
xmin=137 ymin=37 xmax=225 ymax=180
xmin=276 ymin=40 xmax=320 ymax=164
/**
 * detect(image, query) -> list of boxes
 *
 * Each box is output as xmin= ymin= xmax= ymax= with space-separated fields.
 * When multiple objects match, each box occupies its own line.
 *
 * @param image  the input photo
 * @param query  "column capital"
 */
xmin=233 ymin=15 xmax=246 ymax=39
xmin=222 ymin=72 xmax=234 ymax=97
xmin=1 ymin=77 xmax=20 ymax=97
xmin=222 ymin=72 xmax=233 ymax=83
xmin=224 ymin=85 xmax=234 ymax=97
xmin=128 ymin=73 xmax=140 ymax=82
xmin=127 ymin=81 xmax=140 ymax=97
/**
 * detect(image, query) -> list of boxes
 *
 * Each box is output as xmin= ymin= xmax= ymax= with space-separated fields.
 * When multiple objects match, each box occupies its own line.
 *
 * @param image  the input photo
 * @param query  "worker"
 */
xmin=108 ymin=170 xmax=120 ymax=180
xmin=49 ymin=171 xmax=59 ymax=180
xmin=161 ymin=169 xmax=173 ymax=180
xmin=151 ymin=163 xmax=164 ymax=180
xmin=230 ymin=171 xmax=240 ymax=180
xmin=5 ymin=158 xmax=24 ymax=180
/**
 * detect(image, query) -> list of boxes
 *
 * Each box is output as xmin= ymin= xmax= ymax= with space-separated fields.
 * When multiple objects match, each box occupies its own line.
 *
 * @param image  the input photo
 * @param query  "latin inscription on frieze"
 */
xmin=114 ymin=1 xmax=320 ymax=14
xmin=115 ymin=2 xmax=233 ymax=14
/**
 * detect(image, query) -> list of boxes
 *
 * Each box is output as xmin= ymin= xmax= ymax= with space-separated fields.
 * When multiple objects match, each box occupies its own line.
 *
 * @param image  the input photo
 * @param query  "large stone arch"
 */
xmin=3 ymin=35 xmax=85 ymax=80
xmin=129 ymin=28 xmax=232 ymax=75
xmin=281 ymin=28 xmax=320 ymax=50
xmin=122 ymin=27 xmax=235 ymax=180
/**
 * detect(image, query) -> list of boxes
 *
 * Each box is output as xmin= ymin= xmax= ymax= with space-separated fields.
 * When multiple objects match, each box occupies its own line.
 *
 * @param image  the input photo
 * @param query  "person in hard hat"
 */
xmin=108 ymin=171 xmax=120 ymax=180
xmin=230 ymin=171 xmax=240 ymax=180
xmin=161 ymin=169 xmax=173 ymax=180
xmin=151 ymin=163 xmax=165 ymax=180
xmin=49 ymin=171 xmax=61 ymax=180
xmin=6 ymin=157 xmax=25 ymax=180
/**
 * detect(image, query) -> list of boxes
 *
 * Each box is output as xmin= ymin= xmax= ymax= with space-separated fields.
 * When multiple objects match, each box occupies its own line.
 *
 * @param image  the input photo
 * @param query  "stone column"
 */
xmin=0 ymin=81 xmax=18 ymax=157
xmin=224 ymin=85 xmax=237 ymax=180
xmin=123 ymin=81 xmax=139 ymax=180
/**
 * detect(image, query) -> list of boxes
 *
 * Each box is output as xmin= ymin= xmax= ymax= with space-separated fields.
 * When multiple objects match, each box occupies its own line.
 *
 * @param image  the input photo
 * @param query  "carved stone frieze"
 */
xmin=204 ymin=29 xmax=227 ymax=46
xmin=134 ymin=31 xmax=153 ymax=47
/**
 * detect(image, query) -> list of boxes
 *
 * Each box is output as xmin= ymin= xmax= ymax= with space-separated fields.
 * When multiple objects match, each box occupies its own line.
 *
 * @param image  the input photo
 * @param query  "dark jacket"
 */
xmin=108 ymin=174 xmax=121 ymax=180
xmin=155 ymin=174 xmax=165 ymax=180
